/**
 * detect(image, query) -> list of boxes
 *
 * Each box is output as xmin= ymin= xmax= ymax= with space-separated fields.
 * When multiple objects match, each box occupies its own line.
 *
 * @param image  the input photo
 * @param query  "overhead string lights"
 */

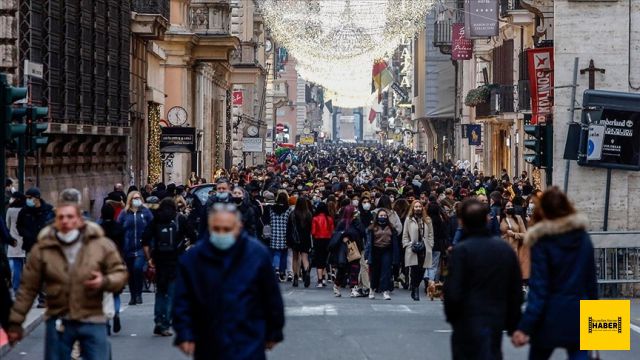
xmin=258 ymin=0 xmax=435 ymax=108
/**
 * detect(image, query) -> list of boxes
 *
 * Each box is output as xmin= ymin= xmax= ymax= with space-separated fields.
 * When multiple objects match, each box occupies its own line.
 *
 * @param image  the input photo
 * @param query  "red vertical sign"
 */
xmin=451 ymin=23 xmax=473 ymax=60
xmin=527 ymin=48 xmax=554 ymax=125
xmin=232 ymin=90 xmax=244 ymax=105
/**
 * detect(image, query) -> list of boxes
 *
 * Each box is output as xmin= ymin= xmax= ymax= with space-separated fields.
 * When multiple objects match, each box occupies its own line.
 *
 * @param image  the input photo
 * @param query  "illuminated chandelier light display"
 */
xmin=258 ymin=0 xmax=435 ymax=108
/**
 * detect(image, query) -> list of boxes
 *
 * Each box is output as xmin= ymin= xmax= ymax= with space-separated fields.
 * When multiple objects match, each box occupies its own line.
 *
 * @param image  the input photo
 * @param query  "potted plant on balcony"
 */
xmin=464 ymin=84 xmax=497 ymax=107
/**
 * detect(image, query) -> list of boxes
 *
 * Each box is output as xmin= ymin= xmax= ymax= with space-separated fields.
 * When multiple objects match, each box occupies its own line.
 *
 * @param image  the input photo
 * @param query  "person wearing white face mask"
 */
xmin=172 ymin=204 xmax=285 ymax=359
xmin=117 ymin=191 xmax=153 ymax=305
xmin=7 ymin=201 xmax=127 ymax=358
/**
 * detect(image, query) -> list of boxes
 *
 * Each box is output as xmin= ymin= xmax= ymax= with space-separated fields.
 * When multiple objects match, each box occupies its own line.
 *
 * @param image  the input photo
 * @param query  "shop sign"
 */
xmin=464 ymin=0 xmax=499 ymax=38
xmin=300 ymin=136 xmax=315 ymax=145
xmin=468 ymin=124 xmax=481 ymax=146
xmin=452 ymin=23 xmax=473 ymax=60
xmin=160 ymin=127 xmax=196 ymax=152
xmin=232 ymin=90 xmax=244 ymax=105
xmin=527 ymin=47 xmax=554 ymax=125
xmin=243 ymin=138 xmax=263 ymax=152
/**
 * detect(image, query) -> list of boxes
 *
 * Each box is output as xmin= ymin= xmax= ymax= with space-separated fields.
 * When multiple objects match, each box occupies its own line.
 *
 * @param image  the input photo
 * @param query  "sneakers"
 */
xmin=153 ymin=326 xmax=173 ymax=337
xmin=383 ymin=291 xmax=391 ymax=300
xmin=316 ymin=282 xmax=324 ymax=288
xmin=350 ymin=286 xmax=360 ymax=298
xmin=368 ymin=291 xmax=375 ymax=299
xmin=333 ymin=285 xmax=342 ymax=297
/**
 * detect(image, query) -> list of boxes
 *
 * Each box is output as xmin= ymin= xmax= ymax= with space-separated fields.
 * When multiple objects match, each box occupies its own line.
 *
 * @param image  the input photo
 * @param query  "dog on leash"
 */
xmin=427 ymin=281 xmax=443 ymax=301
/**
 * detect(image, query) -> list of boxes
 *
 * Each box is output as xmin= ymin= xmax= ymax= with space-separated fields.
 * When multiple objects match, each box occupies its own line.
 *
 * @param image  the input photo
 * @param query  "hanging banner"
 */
xmin=232 ymin=90 xmax=244 ymax=105
xmin=464 ymin=0 xmax=499 ymax=38
xmin=451 ymin=23 xmax=473 ymax=60
xmin=468 ymin=124 xmax=481 ymax=146
xmin=527 ymin=47 xmax=554 ymax=125
xmin=587 ymin=124 xmax=605 ymax=161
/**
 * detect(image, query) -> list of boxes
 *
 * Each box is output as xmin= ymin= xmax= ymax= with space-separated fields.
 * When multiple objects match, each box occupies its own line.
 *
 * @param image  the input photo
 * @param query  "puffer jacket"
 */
xmin=9 ymin=222 xmax=127 ymax=329
xmin=117 ymin=207 xmax=153 ymax=258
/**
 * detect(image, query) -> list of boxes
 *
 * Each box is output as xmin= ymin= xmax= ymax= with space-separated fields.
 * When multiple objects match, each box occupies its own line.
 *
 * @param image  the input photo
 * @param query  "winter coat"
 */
xmin=372 ymin=208 xmax=403 ymax=234
xmin=5 ymin=207 xmax=24 ymax=258
xmin=517 ymin=214 xmax=598 ymax=348
xmin=287 ymin=212 xmax=312 ymax=252
xmin=9 ymin=222 xmax=127 ymax=328
xmin=443 ymin=234 xmax=522 ymax=334
xmin=328 ymin=221 xmax=362 ymax=266
xmin=117 ymin=207 xmax=153 ymax=258
xmin=16 ymin=201 xmax=55 ymax=253
xmin=172 ymin=232 xmax=285 ymax=360
xmin=402 ymin=216 xmax=434 ymax=268
xmin=499 ymin=215 xmax=530 ymax=279
xmin=311 ymin=214 xmax=334 ymax=240
xmin=364 ymin=226 xmax=400 ymax=266
xmin=269 ymin=205 xmax=292 ymax=250
xmin=100 ymin=219 xmax=125 ymax=251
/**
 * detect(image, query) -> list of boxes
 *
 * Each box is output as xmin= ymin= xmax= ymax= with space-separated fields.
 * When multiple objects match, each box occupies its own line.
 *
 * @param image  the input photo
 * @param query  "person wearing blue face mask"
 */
xmin=173 ymin=204 xmax=285 ymax=360
xmin=17 ymin=187 xmax=55 ymax=257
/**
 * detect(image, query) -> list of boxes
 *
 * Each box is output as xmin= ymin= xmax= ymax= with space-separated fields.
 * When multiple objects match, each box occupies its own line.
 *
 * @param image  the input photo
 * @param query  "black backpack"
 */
xmin=154 ymin=216 xmax=181 ymax=254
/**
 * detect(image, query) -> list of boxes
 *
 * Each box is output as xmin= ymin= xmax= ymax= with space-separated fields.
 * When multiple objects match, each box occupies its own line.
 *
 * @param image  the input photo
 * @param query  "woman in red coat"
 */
xmin=311 ymin=202 xmax=334 ymax=288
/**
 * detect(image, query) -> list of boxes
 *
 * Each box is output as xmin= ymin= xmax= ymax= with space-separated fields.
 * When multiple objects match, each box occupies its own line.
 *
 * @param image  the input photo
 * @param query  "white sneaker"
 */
xmin=333 ymin=285 xmax=342 ymax=297
xmin=350 ymin=286 xmax=360 ymax=298
xmin=369 ymin=292 xmax=375 ymax=299
xmin=383 ymin=291 xmax=391 ymax=300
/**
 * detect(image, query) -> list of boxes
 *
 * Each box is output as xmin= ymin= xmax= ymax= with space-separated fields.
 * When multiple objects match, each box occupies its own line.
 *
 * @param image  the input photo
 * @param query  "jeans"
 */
xmin=529 ymin=345 xmax=588 ymax=360
xmin=125 ymin=256 xmax=145 ymax=300
xmin=154 ymin=268 xmax=176 ymax=330
xmin=425 ymin=251 xmax=441 ymax=282
xmin=271 ymin=248 xmax=288 ymax=273
xmin=369 ymin=246 xmax=393 ymax=292
xmin=451 ymin=321 xmax=503 ymax=360
xmin=8 ymin=257 xmax=24 ymax=293
xmin=113 ymin=293 xmax=121 ymax=315
xmin=45 ymin=318 xmax=110 ymax=360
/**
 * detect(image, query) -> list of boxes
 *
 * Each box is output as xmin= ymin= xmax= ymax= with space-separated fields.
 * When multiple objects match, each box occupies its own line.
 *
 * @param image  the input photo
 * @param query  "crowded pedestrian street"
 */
xmin=3 ymin=0 xmax=640 ymax=359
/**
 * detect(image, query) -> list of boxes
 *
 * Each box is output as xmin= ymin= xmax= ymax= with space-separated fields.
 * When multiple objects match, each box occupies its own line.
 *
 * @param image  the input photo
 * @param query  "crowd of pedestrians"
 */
xmin=0 ymin=144 xmax=600 ymax=360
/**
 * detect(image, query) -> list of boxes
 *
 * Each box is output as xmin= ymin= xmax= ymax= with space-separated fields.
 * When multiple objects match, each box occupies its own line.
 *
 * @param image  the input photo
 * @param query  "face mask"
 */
xmin=528 ymin=203 xmax=535 ymax=211
xmin=132 ymin=199 xmax=143 ymax=208
xmin=233 ymin=197 xmax=243 ymax=204
xmin=475 ymin=182 xmax=481 ymax=187
xmin=377 ymin=217 xmax=388 ymax=226
xmin=414 ymin=210 xmax=422 ymax=216
xmin=506 ymin=208 xmax=515 ymax=216
xmin=362 ymin=203 xmax=371 ymax=211
xmin=26 ymin=198 xmax=36 ymax=207
xmin=209 ymin=232 xmax=236 ymax=250
xmin=57 ymin=229 xmax=80 ymax=244
xmin=352 ymin=200 xmax=359 ymax=207
xmin=217 ymin=191 xmax=229 ymax=200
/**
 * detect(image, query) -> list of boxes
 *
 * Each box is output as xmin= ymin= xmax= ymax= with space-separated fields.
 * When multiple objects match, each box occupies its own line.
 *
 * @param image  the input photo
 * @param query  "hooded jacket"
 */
xmin=517 ymin=213 xmax=598 ymax=347
xmin=9 ymin=222 xmax=127 ymax=330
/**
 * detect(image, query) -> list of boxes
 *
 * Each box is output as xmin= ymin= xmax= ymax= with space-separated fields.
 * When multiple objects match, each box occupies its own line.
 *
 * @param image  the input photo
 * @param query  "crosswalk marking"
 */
xmin=286 ymin=305 xmax=338 ymax=317
xmin=286 ymin=304 xmax=422 ymax=317
xmin=371 ymin=304 xmax=411 ymax=313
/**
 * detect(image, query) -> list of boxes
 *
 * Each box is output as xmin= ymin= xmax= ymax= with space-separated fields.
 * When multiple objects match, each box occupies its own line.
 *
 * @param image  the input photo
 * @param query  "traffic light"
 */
xmin=26 ymin=106 xmax=49 ymax=151
xmin=524 ymin=124 xmax=553 ymax=168
xmin=1 ymin=74 xmax=28 ymax=141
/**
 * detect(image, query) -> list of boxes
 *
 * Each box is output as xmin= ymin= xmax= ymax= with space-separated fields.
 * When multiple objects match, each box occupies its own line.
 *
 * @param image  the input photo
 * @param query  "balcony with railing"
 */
xmin=490 ymin=85 xmax=516 ymax=114
xmin=518 ymin=80 xmax=531 ymax=112
xmin=500 ymin=0 xmax=533 ymax=24
xmin=433 ymin=19 xmax=452 ymax=54
xmin=131 ymin=0 xmax=170 ymax=39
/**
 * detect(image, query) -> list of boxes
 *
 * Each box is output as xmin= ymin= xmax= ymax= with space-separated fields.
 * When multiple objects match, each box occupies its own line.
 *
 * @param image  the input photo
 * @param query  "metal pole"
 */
xmin=18 ymin=135 xmax=25 ymax=193
xmin=603 ymin=168 xmax=612 ymax=231
xmin=563 ymin=57 xmax=580 ymax=194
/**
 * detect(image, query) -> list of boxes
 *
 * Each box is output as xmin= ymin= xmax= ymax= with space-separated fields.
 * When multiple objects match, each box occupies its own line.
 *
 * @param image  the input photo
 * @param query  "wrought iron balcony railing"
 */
xmin=500 ymin=0 xmax=525 ymax=18
xmin=133 ymin=0 xmax=170 ymax=20
xmin=490 ymin=85 xmax=516 ymax=114
xmin=433 ymin=19 xmax=452 ymax=48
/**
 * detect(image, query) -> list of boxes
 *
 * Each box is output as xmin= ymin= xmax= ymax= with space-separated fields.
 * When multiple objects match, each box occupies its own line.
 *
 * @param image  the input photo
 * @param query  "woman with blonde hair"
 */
xmin=402 ymin=200 xmax=434 ymax=301
xmin=117 ymin=191 xmax=154 ymax=305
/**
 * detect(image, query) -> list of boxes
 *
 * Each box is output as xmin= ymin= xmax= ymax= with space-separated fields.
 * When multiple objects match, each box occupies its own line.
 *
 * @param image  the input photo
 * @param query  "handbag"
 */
xmin=346 ymin=240 xmax=361 ymax=262
xmin=411 ymin=241 xmax=426 ymax=254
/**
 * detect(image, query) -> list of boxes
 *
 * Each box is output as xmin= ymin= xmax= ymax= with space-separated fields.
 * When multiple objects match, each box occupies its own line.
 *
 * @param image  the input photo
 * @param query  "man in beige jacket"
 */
xmin=6 ymin=201 xmax=127 ymax=360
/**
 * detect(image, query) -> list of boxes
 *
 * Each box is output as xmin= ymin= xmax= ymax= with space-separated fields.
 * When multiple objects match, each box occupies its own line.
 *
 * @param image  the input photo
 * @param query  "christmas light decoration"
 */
xmin=258 ymin=0 xmax=435 ymax=106
xmin=148 ymin=104 xmax=162 ymax=184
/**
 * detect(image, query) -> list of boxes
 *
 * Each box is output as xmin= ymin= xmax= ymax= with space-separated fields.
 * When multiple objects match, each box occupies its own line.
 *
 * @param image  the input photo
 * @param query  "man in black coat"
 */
xmin=444 ymin=199 xmax=522 ymax=360
xmin=16 ymin=187 xmax=55 ymax=254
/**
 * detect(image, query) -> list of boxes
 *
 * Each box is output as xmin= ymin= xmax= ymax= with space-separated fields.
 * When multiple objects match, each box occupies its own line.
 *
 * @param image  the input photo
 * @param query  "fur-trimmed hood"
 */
xmin=524 ymin=213 xmax=588 ymax=247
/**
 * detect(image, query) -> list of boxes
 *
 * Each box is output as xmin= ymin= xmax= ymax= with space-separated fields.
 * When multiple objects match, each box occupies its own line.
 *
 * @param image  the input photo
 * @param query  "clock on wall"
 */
xmin=167 ymin=106 xmax=188 ymax=126
xmin=265 ymin=39 xmax=273 ymax=53
xmin=247 ymin=125 xmax=259 ymax=137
